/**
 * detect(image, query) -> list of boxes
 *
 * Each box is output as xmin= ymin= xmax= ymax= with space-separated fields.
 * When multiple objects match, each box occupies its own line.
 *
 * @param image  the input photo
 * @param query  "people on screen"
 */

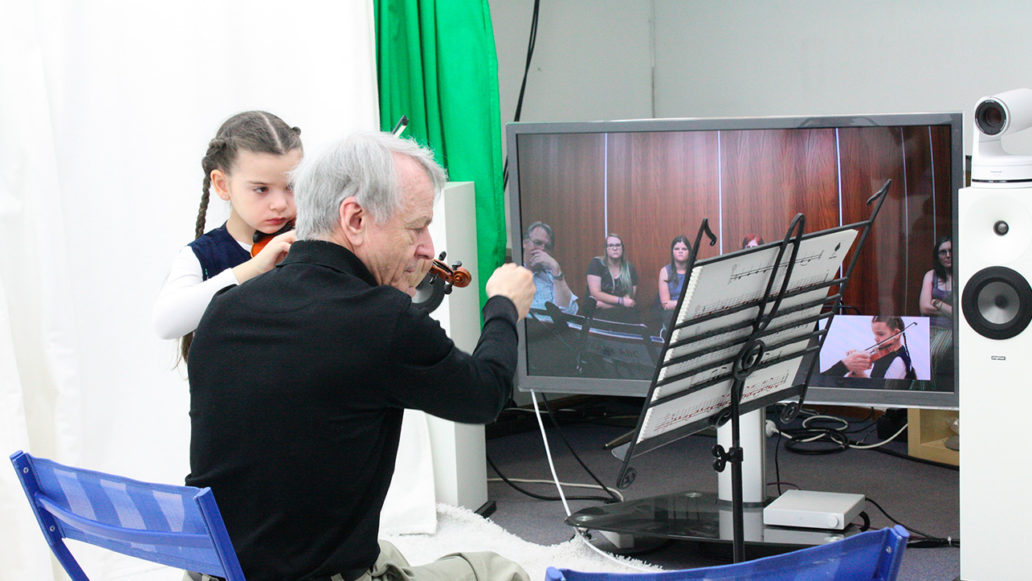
xmin=522 ymin=220 xmax=577 ymax=314
xmin=152 ymin=111 xmax=302 ymax=359
xmin=742 ymin=233 xmax=765 ymax=248
xmin=823 ymin=316 xmax=917 ymax=380
xmin=587 ymin=233 xmax=640 ymax=323
xmin=919 ymin=236 xmax=954 ymax=385
xmin=655 ymin=235 xmax=692 ymax=337
xmin=185 ymin=131 xmax=534 ymax=581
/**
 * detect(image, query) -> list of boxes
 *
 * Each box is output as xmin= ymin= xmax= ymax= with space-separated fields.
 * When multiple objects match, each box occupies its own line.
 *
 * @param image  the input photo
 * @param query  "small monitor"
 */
xmin=507 ymin=113 xmax=960 ymax=410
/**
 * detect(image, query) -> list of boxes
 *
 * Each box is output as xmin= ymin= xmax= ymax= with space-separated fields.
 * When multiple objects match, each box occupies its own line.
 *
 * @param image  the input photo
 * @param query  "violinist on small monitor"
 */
xmin=822 ymin=316 xmax=917 ymax=380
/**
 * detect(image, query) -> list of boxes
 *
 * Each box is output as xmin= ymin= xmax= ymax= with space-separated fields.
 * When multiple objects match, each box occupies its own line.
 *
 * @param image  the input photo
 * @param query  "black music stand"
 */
xmin=566 ymin=181 xmax=891 ymax=561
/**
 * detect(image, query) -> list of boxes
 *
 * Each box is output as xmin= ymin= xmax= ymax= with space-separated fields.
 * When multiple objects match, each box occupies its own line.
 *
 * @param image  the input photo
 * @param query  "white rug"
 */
xmin=384 ymin=504 xmax=661 ymax=580
xmin=69 ymin=503 xmax=661 ymax=580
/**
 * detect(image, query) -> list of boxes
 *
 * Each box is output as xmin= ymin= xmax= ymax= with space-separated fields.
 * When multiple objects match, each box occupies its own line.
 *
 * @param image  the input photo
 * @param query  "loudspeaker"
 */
xmin=958 ymin=184 xmax=1032 ymax=579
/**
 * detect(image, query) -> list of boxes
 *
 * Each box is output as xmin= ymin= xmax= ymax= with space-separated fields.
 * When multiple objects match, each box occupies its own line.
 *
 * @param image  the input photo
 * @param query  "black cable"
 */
xmin=781 ymin=427 xmax=850 ymax=454
xmin=485 ymin=453 xmax=612 ymax=503
xmin=856 ymin=510 xmax=871 ymax=531
xmin=540 ymin=393 xmax=623 ymax=503
xmin=501 ymin=0 xmax=541 ymax=191
xmin=865 ymin=496 xmax=959 ymax=548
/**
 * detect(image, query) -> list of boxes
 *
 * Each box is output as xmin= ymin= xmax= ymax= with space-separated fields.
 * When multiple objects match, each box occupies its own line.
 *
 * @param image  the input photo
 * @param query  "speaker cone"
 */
xmin=962 ymin=266 xmax=1032 ymax=339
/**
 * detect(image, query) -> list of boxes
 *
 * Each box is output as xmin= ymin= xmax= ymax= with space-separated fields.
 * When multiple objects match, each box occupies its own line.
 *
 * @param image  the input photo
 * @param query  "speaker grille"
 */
xmin=961 ymin=266 xmax=1032 ymax=339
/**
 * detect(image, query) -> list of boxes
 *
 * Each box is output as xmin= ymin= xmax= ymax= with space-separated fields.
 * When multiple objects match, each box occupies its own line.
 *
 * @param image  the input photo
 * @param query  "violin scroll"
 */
xmin=427 ymin=253 xmax=471 ymax=289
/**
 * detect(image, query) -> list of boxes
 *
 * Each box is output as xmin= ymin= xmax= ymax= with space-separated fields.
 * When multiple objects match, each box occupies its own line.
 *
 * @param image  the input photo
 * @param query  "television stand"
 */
xmin=573 ymin=410 xmax=862 ymax=555
xmin=567 ymin=490 xmax=860 ymax=554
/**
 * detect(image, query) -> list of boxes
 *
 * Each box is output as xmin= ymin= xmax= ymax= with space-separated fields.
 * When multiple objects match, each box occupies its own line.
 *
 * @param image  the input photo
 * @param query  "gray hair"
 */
xmin=292 ymin=131 xmax=447 ymax=240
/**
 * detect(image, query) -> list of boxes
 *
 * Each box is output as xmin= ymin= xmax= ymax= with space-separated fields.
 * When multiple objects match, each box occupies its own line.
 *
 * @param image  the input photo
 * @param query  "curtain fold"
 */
xmin=375 ymin=0 xmax=506 ymax=306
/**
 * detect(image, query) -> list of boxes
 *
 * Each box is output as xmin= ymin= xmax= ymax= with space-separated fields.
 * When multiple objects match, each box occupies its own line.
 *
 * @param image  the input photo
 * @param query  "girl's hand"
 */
xmin=233 ymin=230 xmax=296 ymax=284
xmin=251 ymin=229 xmax=296 ymax=273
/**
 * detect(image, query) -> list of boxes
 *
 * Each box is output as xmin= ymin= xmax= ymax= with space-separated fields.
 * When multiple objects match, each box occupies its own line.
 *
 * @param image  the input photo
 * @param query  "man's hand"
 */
xmin=523 ymin=246 xmax=560 ymax=275
xmin=486 ymin=263 xmax=535 ymax=320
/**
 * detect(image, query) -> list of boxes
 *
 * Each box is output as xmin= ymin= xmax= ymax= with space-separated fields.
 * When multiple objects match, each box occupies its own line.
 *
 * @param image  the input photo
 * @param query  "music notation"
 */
xmin=638 ymin=228 xmax=860 ymax=442
xmin=727 ymin=249 xmax=827 ymax=283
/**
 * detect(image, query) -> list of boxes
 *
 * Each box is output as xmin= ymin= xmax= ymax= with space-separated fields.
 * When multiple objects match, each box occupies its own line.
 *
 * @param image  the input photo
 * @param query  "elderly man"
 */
xmin=522 ymin=220 xmax=576 ymax=314
xmin=186 ymin=132 xmax=534 ymax=581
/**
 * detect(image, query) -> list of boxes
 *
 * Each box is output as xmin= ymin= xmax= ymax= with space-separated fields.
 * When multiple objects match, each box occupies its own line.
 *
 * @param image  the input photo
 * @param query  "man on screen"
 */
xmin=522 ymin=220 xmax=577 ymax=314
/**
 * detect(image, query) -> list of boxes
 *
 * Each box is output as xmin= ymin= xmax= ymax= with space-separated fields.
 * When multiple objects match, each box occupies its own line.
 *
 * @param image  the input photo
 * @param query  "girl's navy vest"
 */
xmin=188 ymin=224 xmax=251 ymax=281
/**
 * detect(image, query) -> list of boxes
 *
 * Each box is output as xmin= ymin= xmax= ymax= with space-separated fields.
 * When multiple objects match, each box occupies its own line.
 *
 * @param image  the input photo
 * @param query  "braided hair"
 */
xmin=182 ymin=111 xmax=302 ymax=361
xmin=194 ymin=111 xmax=303 ymax=239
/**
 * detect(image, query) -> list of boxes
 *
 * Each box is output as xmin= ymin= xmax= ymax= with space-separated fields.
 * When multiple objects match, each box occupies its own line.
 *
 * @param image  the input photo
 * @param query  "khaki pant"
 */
xmin=353 ymin=540 xmax=529 ymax=581
xmin=185 ymin=540 xmax=530 ymax=581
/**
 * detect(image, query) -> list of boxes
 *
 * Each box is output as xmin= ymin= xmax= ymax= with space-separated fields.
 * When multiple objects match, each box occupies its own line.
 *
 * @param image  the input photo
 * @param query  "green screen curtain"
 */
xmin=374 ymin=0 xmax=505 ymax=308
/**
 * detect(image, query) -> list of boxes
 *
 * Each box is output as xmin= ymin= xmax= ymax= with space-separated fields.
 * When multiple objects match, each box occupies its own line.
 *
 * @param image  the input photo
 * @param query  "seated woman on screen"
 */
xmin=823 ymin=316 xmax=916 ymax=380
xmin=742 ymin=233 xmax=765 ymax=248
xmin=586 ymin=233 xmax=640 ymax=323
xmin=919 ymin=236 xmax=953 ymax=384
xmin=656 ymin=235 xmax=692 ymax=337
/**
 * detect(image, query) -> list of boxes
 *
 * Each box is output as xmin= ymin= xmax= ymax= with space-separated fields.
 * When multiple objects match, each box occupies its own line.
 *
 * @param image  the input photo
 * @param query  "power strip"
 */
xmin=763 ymin=490 xmax=865 ymax=530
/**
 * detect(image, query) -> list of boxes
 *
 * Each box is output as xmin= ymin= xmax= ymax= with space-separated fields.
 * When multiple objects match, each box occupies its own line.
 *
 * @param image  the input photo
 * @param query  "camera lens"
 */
xmin=975 ymin=99 xmax=1008 ymax=136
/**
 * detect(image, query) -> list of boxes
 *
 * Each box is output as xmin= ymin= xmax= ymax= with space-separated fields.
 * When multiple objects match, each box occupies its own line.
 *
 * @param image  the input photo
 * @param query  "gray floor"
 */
xmin=484 ymin=404 xmax=959 ymax=580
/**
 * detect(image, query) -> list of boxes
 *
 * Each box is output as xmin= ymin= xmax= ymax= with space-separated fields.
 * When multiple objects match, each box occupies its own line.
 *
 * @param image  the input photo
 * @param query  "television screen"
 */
xmin=506 ymin=113 xmax=960 ymax=409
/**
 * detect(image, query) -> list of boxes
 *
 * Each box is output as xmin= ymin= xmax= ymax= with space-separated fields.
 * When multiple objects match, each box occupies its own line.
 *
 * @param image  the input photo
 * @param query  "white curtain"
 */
xmin=0 ymin=1 xmax=380 ymax=578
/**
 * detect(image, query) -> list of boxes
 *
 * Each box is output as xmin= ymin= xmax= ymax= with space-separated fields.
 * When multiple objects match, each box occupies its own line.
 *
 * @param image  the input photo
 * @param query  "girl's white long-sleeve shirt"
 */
xmin=152 ymin=242 xmax=249 ymax=339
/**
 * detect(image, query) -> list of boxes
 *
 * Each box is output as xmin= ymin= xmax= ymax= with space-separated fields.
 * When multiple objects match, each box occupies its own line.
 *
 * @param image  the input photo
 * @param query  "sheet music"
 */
xmin=637 ymin=228 xmax=858 ymax=443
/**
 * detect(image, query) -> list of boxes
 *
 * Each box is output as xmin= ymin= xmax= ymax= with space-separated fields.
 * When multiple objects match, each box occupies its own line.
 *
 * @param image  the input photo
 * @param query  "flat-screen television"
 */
xmin=506 ymin=113 xmax=960 ymax=409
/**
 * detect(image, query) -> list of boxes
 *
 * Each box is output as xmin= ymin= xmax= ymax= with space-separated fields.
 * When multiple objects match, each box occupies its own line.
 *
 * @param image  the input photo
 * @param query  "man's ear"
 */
xmin=339 ymin=197 xmax=365 ymax=245
xmin=211 ymin=169 xmax=230 ymax=201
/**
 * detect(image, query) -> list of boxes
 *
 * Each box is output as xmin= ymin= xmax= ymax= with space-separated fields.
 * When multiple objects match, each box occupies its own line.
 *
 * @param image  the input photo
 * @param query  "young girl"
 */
xmin=153 ymin=111 xmax=303 ymax=358
xmin=656 ymin=235 xmax=692 ymax=337
xmin=658 ymin=235 xmax=692 ymax=312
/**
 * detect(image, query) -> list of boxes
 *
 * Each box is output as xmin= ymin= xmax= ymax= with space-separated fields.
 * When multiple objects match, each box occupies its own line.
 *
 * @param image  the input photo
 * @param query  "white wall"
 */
xmin=491 ymin=0 xmax=654 ymax=126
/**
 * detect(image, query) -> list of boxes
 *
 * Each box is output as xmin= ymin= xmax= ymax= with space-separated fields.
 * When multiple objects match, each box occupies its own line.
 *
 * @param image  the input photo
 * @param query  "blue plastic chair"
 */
xmin=10 ymin=450 xmax=245 ymax=580
xmin=545 ymin=525 xmax=909 ymax=580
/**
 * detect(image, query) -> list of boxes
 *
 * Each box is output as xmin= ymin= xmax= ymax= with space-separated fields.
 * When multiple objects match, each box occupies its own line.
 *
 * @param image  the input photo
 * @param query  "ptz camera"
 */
xmin=971 ymin=88 xmax=1032 ymax=185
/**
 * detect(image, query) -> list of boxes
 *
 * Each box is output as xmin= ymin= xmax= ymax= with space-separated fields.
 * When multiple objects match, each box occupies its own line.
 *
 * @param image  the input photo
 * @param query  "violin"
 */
xmin=412 ymin=252 xmax=471 ymax=313
xmin=251 ymin=219 xmax=296 ymax=257
xmin=859 ymin=322 xmax=917 ymax=362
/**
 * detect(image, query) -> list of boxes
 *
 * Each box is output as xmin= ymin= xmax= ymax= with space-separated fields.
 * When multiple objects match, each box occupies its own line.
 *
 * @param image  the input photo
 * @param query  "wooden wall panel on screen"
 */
xmin=838 ymin=127 xmax=909 ymax=317
xmin=605 ymin=130 xmax=720 ymax=311
xmin=901 ymin=125 xmax=943 ymax=315
xmin=514 ymin=132 xmax=605 ymax=303
xmin=720 ymin=128 xmax=839 ymax=254
xmin=930 ymin=125 xmax=954 ymax=244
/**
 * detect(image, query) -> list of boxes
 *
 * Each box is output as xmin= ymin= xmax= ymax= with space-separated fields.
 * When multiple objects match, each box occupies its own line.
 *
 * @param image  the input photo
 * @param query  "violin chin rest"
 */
xmin=412 ymin=272 xmax=446 ymax=313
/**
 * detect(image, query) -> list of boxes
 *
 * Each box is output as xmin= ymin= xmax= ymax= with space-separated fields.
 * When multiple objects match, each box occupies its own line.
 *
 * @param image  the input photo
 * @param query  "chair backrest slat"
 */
xmin=10 ymin=450 xmax=247 ymax=581
xmin=544 ymin=524 xmax=909 ymax=581
xmin=35 ymin=494 xmax=214 ymax=547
